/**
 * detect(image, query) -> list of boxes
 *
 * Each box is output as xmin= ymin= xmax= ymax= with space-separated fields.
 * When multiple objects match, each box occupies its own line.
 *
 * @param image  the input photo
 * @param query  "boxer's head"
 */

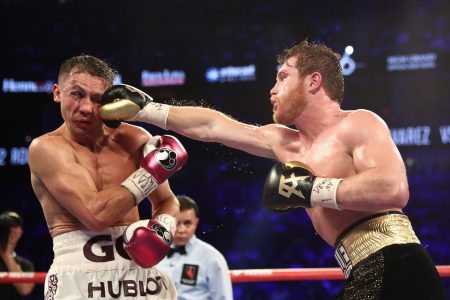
xmin=277 ymin=39 xmax=344 ymax=105
xmin=58 ymin=55 xmax=117 ymax=88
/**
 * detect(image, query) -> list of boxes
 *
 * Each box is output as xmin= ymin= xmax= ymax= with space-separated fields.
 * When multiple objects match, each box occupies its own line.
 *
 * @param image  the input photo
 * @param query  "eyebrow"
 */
xmin=63 ymin=83 xmax=84 ymax=91
xmin=178 ymin=219 xmax=193 ymax=224
xmin=276 ymin=65 xmax=291 ymax=76
xmin=285 ymin=61 xmax=297 ymax=69
xmin=64 ymin=84 xmax=104 ymax=102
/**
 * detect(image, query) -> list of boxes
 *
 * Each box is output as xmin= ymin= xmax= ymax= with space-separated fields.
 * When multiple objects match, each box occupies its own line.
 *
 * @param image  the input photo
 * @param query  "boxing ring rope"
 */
xmin=1 ymin=266 xmax=449 ymax=284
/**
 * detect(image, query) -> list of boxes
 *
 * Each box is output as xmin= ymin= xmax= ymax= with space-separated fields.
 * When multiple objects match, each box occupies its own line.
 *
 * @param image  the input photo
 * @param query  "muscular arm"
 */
xmin=29 ymin=136 xmax=137 ymax=232
xmin=148 ymin=180 xmax=179 ymax=218
xmin=167 ymin=106 xmax=291 ymax=159
xmin=336 ymin=110 xmax=409 ymax=211
xmin=101 ymin=85 xmax=297 ymax=159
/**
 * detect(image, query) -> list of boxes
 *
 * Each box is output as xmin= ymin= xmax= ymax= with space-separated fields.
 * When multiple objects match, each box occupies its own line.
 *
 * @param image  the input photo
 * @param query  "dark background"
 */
xmin=1 ymin=0 xmax=449 ymax=299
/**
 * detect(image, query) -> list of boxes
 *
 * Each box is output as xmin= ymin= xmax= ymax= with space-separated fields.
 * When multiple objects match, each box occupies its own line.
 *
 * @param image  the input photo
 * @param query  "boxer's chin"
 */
xmin=273 ymin=112 xmax=285 ymax=125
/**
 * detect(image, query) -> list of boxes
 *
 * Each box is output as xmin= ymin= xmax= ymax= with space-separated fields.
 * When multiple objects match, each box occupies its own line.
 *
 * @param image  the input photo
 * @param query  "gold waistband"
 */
xmin=334 ymin=213 xmax=420 ymax=278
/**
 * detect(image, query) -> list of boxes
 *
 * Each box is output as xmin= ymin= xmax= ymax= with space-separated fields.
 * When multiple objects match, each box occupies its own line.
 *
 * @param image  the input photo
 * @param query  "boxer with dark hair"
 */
xmin=28 ymin=54 xmax=187 ymax=299
xmin=100 ymin=40 xmax=445 ymax=299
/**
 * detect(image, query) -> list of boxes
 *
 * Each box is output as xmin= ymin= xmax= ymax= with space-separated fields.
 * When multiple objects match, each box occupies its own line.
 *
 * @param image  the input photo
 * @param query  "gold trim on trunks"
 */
xmin=334 ymin=213 xmax=420 ymax=278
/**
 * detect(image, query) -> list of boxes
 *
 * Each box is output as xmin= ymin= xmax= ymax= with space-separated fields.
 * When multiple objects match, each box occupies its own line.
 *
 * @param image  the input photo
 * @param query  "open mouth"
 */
xmin=271 ymin=100 xmax=278 ymax=111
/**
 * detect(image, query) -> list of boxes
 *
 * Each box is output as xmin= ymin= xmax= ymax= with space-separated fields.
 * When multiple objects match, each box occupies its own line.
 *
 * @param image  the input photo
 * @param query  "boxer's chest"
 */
xmin=75 ymin=145 xmax=138 ymax=190
xmin=278 ymin=133 xmax=355 ymax=178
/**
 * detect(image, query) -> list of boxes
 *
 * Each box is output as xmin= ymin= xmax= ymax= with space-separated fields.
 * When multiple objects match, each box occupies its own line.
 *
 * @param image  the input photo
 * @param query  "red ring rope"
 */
xmin=0 ymin=266 xmax=449 ymax=284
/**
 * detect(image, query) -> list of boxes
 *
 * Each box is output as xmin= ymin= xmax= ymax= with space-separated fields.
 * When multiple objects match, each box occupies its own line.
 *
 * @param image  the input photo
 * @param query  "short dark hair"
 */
xmin=58 ymin=54 xmax=117 ymax=87
xmin=0 ymin=211 xmax=23 ymax=227
xmin=176 ymin=195 xmax=199 ymax=218
xmin=277 ymin=39 xmax=344 ymax=105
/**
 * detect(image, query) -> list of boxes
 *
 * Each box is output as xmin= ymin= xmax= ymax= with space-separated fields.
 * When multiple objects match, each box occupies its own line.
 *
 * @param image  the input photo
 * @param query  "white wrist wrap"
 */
xmin=132 ymin=102 xmax=171 ymax=129
xmin=310 ymin=178 xmax=343 ymax=210
xmin=154 ymin=214 xmax=177 ymax=236
xmin=121 ymin=167 xmax=158 ymax=205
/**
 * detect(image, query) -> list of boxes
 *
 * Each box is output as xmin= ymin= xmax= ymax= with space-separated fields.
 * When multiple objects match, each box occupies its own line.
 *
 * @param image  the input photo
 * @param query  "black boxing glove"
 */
xmin=263 ymin=161 xmax=343 ymax=213
xmin=100 ymin=84 xmax=153 ymax=128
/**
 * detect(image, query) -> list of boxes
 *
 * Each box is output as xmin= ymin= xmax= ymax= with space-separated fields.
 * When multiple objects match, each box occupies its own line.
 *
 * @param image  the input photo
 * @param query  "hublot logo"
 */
xmin=88 ymin=276 xmax=168 ymax=298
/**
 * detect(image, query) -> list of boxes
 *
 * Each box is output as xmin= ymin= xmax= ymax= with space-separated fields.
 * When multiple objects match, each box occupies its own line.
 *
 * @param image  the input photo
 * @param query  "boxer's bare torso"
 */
xmin=29 ymin=123 xmax=146 ymax=237
xmin=163 ymin=55 xmax=408 ymax=246
xmin=167 ymin=105 xmax=407 ymax=246
xmin=267 ymin=109 xmax=403 ymax=245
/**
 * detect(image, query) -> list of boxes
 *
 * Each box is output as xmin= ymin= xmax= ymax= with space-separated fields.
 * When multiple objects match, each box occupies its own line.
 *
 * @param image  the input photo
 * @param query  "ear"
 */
xmin=306 ymin=72 xmax=322 ymax=95
xmin=52 ymin=84 xmax=61 ymax=103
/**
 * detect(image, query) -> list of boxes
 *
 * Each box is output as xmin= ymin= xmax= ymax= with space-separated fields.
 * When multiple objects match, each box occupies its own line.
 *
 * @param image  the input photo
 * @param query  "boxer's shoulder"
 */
xmin=29 ymin=130 xmax=72 ymax=160
xmin=332 ymin=109 xmax=390 ymax=146
xmin=343 ymin=109 xmax=386 ymax=128
xmin=107 ymin=121 xmax=149 ymax=137
xmin=105 ymin=122 xmax=151 ymax=153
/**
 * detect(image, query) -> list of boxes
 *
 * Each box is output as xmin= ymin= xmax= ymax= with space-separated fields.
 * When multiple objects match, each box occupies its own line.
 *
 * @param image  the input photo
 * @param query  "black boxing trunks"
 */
xmin=44 ymin=227 xmax=177 ymax=300
xmin=334 ymin=211 xmax=445 ymax=300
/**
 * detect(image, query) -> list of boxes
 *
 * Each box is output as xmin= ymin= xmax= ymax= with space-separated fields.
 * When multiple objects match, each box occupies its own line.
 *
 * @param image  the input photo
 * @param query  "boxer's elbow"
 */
xmin=388 ymin=181 xmax=409 ymax=209
xmin=83 ymin=217 xmax=109 ymax=232
xmin=82 ymin=209 xmax=112 ymax=232
xmin=91 ymin=221 xmax=110 ymax=232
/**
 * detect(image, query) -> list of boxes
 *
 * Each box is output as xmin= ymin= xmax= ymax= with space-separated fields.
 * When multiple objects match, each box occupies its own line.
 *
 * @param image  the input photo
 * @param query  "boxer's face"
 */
xmin=173 ymin=208 xmax=198 ymax=246
xmin=270 ymin=56 xmax=307 ymax=125
xmin=53 ymin=70 xmax=108 ymax=136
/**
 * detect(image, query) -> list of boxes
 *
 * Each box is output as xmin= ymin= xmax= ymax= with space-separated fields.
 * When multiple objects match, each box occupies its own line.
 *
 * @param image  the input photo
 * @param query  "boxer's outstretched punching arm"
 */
xmin=99 ymin=84 xmax=291 ymax=159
